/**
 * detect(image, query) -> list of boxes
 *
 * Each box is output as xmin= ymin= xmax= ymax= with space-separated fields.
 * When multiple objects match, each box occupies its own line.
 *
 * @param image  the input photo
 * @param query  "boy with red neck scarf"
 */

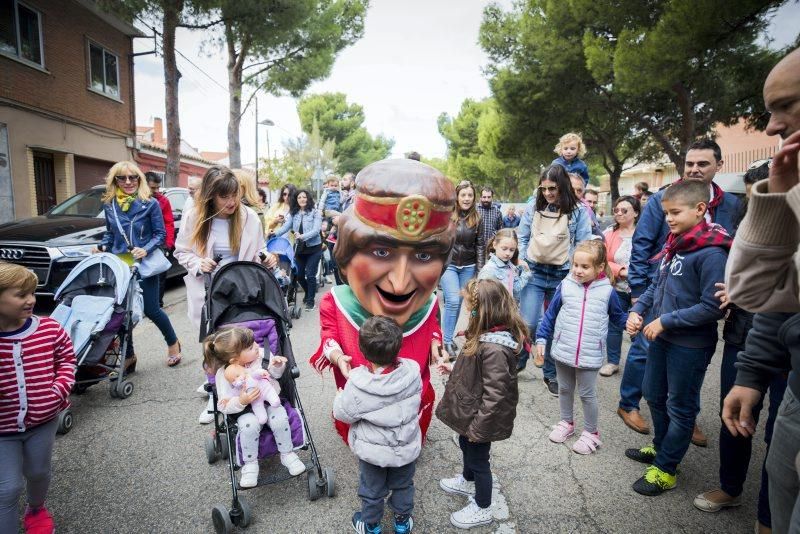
xmin=624 ymin=179 xmax=732 ymax=497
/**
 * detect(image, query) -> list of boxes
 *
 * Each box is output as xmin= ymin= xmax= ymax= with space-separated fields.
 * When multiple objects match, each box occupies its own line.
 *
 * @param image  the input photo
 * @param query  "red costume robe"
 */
xmin=310 ymin=285 xmax=441 ymax=443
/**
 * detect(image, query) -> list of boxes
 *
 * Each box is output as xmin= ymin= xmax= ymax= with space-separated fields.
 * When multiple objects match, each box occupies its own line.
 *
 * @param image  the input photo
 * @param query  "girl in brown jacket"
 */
xmin=435 ymin=278 xmax=527 ymax=530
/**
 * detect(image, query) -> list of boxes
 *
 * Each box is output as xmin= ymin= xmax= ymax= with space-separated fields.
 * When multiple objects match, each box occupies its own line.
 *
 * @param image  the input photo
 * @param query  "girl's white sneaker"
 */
xmin=450 ymin=497 xmax=493 ymax=529
xmin=198 ymin=397 xmax=214 ymax=424
xmin=280 ymin=452 xmax=306 ymax=476
xmin=239 ymin=463 xmax=259 ymax=488
xmin=439 ymin=474 xmax=475 ymax=496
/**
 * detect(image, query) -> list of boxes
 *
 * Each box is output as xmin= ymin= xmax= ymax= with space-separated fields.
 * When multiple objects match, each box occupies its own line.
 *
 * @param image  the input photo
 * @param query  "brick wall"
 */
xmin=1 ymin=0 xmax=134 ymax=136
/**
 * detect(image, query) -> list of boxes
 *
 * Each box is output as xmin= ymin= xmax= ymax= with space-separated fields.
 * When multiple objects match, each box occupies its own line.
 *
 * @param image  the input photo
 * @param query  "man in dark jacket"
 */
xmin=618 ymin=139 xmax=742 ymax=440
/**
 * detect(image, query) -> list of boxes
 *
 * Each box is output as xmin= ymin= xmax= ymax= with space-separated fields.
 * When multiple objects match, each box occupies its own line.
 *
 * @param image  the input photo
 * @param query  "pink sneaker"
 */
xmin=548 ymin=420 xmax=575 ymax=443
xmin=24 ymin=506 xmax=55 ymax=534
xmin=572 ymin=431 xmax=602 ymax=455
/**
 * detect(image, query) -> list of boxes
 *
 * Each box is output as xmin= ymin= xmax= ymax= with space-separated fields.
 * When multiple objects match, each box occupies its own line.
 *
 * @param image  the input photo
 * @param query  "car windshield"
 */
xmin=48 ymin=188 xmax=106 ymax=218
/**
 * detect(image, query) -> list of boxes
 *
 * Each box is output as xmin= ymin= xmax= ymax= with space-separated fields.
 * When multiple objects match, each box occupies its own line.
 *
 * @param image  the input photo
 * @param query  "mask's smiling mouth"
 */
xmin=376 ymin=285 xmax=416 ymax=303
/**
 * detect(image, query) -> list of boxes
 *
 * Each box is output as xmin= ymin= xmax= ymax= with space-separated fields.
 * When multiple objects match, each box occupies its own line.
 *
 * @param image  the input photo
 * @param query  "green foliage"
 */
xmin=477 ymin=0 xmax=788 ymax=198
xmin=297 ymin=93 xmax=394 ymax=174
xmin=264 ymin=120 xmax=338 ymax=190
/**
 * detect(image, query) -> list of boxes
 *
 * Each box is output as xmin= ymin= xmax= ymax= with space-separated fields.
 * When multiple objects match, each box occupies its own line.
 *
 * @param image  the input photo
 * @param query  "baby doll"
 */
xmin=223 ymin=363 xmax=281 ymax=424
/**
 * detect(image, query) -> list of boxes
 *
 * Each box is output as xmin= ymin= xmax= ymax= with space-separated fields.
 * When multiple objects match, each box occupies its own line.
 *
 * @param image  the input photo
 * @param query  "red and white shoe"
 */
xmin=24 ymin=506 xmax=55 ymax=534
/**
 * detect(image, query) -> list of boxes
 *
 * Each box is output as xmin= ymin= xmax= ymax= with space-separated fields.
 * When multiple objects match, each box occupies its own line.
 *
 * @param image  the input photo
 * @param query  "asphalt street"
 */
xmin=40 ymin=281 xmax=770 ymax=533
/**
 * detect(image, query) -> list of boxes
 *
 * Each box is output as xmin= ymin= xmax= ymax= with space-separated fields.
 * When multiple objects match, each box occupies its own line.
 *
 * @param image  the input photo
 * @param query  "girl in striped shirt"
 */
xmin=0 ymin=262 xmax=76 ymax=534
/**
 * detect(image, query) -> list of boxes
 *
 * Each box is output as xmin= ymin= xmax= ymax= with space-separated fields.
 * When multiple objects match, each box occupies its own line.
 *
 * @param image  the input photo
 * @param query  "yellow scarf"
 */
xmin=115 ymin=189 xmax=138 ymax=212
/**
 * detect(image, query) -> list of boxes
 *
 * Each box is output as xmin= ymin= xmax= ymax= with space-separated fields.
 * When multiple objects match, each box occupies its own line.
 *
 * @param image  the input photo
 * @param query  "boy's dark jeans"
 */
xmin=358 ymin=459 xmax=415 ymax=524
xmin=459 ymin=435 xmax=492 ymax=508
xmin=718 ymin=342 xmax=787 ymax=527
xmin=643 ymin=338 xmax=714 ymax=476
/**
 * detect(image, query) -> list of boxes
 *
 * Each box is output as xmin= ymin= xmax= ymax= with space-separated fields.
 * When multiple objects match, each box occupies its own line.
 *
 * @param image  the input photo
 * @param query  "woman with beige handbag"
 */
xmin=517 ymin=165 xmax=593 ymax=395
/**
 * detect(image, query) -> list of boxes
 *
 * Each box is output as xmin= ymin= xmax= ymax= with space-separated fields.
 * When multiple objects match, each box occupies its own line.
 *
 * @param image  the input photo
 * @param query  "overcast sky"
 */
xmin=132 ymin=1 xmax=800 ymax=166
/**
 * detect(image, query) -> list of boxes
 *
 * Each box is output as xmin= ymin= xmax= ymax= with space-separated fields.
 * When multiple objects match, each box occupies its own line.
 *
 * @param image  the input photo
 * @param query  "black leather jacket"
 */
xmin=450 ymin=215 xmax=485 ymax=269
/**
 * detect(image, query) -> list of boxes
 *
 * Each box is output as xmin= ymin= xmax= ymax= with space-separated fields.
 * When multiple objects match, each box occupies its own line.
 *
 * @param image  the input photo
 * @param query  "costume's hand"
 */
xmin=200 ymin=257 xmax=218 ymax=273
xmin=626 ymin=312 xmax=643 ymax=336
xmin=131 ymin=247 xmax=147 ymax=260
xmin=769 ymin=130 xmax=800 ymax=193
xmin=262 ymin=252 xmax=278 ymax=269
xmin=238 ymin=388 xmax=260 ymax=406
xmin=336 ymin=353 xmax=352 ymax=379
xmin=643 ymin=318 xmax=664 ymax=341
xmin=436 ymin=361 xmax=453 ymax=375
xmin=722 ymin=385 xmax=763 ymax=438
xmin=430 ymin=340 xmax=444 ymax=365
xmin=715 ymin=282 xmax=731 ymax=310
xmin=271 ymin=356 xmax=287 ymax=367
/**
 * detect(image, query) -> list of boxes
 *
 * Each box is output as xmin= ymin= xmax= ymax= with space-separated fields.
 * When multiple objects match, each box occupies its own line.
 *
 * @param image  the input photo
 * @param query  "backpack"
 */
xmin=527 ymin=210 xmax=570 ymax=266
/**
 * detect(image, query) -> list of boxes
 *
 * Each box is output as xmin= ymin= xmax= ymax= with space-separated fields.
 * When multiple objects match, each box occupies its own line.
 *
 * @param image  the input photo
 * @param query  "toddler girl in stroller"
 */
xmin=203 ymin=326 xmax=306 ymax=487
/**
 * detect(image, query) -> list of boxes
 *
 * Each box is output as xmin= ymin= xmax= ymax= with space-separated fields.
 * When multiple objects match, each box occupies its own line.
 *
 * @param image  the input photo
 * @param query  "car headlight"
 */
xmin=58 ymin=244 xmax=96 ymax=258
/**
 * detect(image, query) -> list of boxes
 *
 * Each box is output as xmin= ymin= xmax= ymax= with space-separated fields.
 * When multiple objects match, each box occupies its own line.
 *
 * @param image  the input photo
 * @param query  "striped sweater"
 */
xmin=0 ymin=316 xmax=76 ymax=433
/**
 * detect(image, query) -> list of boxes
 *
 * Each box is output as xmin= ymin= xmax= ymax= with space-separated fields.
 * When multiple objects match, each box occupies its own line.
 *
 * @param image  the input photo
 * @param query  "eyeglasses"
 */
xmin=613 ymin=207 xmax=629 ymax=215
xmin=115 ymin=175 xmax=140 ymax=184
xmin=538 ymin=186 xmax=558 ymax=193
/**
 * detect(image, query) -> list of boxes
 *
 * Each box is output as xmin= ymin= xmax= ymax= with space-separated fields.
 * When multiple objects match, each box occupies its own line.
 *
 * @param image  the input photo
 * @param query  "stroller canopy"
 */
xmin=267 ymin=237 xmax=295 ymax=267
xmin=54 ymin=253 xmax=131 ymax=305
xmin=204 ymin=261 xmax=291 ymax=333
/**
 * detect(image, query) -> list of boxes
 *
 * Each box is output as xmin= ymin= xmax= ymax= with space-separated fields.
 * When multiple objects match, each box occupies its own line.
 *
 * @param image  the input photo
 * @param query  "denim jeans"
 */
xmin=642 ymin=337 xmax=714 ymax=475
xmin=606 ymin=290 xmax=632 ymax=365
xmin=618 ymin=307 xmax=653 ymax=412
xmin=441 ymin=264 xmax=476 ymax=344
xmin=295 ymin=248 xmax=323 ymax=306
xmin=518 ymin=264 xmax=568 ymax=380
xmin=459 ymin=435 xmax=492 ymax=508
xmin=358 ymin=459 xmax=416 ymax=524
xmin=140 ymin=275 xmax=178 ymax=346
xmin=718 ymin=342 xmax=787 ymax=527
xmin=766 ymin=386 xmax=800 ymax=534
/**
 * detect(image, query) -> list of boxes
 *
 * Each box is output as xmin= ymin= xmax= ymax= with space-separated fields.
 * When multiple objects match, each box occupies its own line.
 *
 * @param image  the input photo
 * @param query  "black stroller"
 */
xmin=200 ymin=260 xmax=334 ymax=533
xmin=51 ymin=253 xmax=143 ymax=434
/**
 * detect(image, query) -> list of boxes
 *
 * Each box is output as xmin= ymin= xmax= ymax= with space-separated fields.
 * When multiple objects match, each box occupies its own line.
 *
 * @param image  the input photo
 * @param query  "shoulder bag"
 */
xmin=112 ymin=202 xmax=171 ymax=278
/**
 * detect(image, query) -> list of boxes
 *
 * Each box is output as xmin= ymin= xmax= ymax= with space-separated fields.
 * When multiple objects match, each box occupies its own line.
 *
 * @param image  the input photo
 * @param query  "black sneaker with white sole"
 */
xmin=544 ymin=378 xmax=559 ymax=397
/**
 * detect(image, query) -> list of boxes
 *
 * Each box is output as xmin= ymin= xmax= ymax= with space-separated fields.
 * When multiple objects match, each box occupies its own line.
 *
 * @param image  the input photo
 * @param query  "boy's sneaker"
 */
xmin=543 ymin=378 xmax=559 ymax=397
xmin=439 ymin=474 xmax=475 ymax=496
xmin=352 ymin=511 xmax=382 ymax=534
xmin=625 ymin=444 xmax=656 ymax=464
xmin=393 ymin=514 xmax=413 ymax=533
xmin=450 ymin=497 xmax=493 ymax=529
xmin=632 ymin=465 xmax=677 ymax=496
xmin=304 ymin=302 xmax=315 ymax=312
xmin=23 ymin=506 xmax=55 ymax=534
xmin=548 ymin=420 xmax=575 ymax=443
xmin=239 ymin=463 xmax=259 ymax=488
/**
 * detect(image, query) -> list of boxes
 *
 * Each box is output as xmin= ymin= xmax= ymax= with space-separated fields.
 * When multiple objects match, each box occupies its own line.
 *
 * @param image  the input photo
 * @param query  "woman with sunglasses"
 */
xmin=264 ymin=184 xmax=297 ymax=238
xmin=97 ymin=161 xmax=182 ymax=367
xmin=600 ymin=195 xmax=641 ymax=377
xmin=517 ymin=165 xmax=592 ymax=395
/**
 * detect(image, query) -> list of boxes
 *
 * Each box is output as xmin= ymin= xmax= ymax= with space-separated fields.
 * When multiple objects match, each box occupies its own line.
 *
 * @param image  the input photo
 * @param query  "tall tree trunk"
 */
xmin=226 ymin=23 xmax=249 ymax=169
xmin=162 ymin=0 xmax=183 ymax=186
xmin=609 ymin=167 xmax=622 ymax=203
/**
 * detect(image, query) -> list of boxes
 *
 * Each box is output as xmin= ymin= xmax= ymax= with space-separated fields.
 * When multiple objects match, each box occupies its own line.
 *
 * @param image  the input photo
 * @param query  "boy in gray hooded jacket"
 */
xmin=333 ymin=315 xmax=422 ymax=534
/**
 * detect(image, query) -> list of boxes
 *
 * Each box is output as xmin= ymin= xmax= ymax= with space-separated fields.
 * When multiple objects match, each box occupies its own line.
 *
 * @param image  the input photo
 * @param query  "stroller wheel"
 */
xmin=307 ymin=470 xmax=322 ymax=501
xmin=56 ymin=409 xmax=74 ymax=435
xmin=234 ymin=496 xmax=252 ymax=527
xmin=220 ymin=434 xmax=230 ymax=460
xmin=211 ymin=504 xmax=233 ymax=534
xmin=115 ymin=380 xmax=134 ymax=399
xmin=324 ymin=467 xmax=336 ymax=498
xmin=205 ymin=435 xmax=219 ymax=464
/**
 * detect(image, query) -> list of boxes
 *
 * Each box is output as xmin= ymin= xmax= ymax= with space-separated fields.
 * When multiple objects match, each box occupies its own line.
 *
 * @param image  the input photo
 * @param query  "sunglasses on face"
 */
xmin=115 ymin=175 xmax=140 ymax=184
xmin=614 ymin=208 xmax=629 ymax=215
xmin=538 ymin=186 xmax=558 ymax=193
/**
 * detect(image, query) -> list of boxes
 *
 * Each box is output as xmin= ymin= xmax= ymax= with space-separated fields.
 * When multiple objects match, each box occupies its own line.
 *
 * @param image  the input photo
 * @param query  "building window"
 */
xmin=0 ymin=0 xmax=44 ymax=67
xmin=88 ymin=41 xmax=119 ymax=98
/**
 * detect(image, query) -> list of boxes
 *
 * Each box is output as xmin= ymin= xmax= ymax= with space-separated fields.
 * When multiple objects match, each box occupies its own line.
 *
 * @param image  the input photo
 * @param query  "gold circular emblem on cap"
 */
xmin=395 ymin=195 xmax=432 ymax=238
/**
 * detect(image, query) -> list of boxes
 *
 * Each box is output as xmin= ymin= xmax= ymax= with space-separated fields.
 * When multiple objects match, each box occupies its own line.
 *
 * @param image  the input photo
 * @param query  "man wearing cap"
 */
xmin=310 ymin=159 xmax=456 ymax=443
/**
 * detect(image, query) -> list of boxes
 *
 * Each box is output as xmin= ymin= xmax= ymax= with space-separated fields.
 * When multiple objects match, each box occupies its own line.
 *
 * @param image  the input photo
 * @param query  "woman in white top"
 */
xmin=600 ymin=195 xmax=641 ymax=376
xmin=174 ymin=166 xmax=277 ymax=423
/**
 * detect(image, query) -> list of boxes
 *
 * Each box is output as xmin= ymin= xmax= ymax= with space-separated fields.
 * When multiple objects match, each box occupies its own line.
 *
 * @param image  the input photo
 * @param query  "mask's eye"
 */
xmin=416 ymin=252 xmax=432 ymax=262
xmin=372 ymin=249 xmax=390 ymax=258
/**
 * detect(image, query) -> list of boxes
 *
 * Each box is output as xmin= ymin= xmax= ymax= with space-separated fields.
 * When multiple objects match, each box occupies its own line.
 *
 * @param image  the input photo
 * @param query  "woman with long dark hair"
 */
xmin=441 ymin=182 xmax=485 ymax=358
xmin=600 ymin=195 xmax=641 ymax=376
xmin=274 ymin=189 xmax=323 ymax=311
xmin=517 ymin=165 xmax=592 ymax=394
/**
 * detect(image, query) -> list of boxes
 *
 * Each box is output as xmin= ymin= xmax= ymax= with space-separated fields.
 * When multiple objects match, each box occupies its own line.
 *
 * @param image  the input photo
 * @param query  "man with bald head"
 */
xmin=723 ymin=47 xmax=800 ymax=534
